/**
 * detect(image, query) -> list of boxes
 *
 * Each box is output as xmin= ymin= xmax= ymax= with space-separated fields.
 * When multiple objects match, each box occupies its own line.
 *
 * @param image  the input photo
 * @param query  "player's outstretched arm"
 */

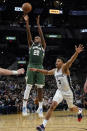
xmin=29 ymin=68 xmax=55 ymax=75
xmin=24 ymin=15 xmax=33 ymax=47
xmin=0 ymin=68 xmax=25 ymax=75
xmin=36 ymin=16 xmax=46 ymax=49
xmin=63 ymin=44 xmax=84 ymax=69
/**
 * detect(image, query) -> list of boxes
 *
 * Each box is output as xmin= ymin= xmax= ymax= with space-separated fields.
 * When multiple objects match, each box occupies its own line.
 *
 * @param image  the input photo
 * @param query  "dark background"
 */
xmin=0 ymin=0 xmax=87 ymax=77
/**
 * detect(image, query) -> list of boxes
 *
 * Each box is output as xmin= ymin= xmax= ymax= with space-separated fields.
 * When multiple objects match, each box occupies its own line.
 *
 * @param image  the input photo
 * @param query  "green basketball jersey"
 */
xmin=29 ymin=43 xmax=45 ymax=65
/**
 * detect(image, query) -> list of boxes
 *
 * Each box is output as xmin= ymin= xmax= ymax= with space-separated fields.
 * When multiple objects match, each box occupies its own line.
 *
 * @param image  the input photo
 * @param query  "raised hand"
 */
xmin=23 ymin=15 xmax=29 ymax=22
xmin=17 ymin=68 xmax=25 ymax=75
xmin=29 ymin=68 xmax=37 ymax=72
xmin=36 ymin=15 xmax=40 ymax=25
xmin=75 ymin=44 xmax=84 ymax=54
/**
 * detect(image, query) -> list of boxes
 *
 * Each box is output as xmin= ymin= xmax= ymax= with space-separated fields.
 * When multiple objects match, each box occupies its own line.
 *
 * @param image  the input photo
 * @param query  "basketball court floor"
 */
xmin=0 ymin=110 xmax=87 ymax=131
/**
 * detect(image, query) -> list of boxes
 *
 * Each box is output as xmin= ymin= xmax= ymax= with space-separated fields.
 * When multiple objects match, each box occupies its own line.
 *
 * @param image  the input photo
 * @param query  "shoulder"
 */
xmin=40 ymin=44 xmax=46 ymax=50
xmin=32 ymin=42 xmax=35 ymax=46
xmin=52 ymin=68 xmax=56 ymax=74
xmin=62 ymin=64 xmax=70 ymax=75
xmin=42 ymin=45 xmax=46 ymax=50
xmin=39 ymin=44 xmax=45 ymax=52
xmin=62 ymin=63 xmax=68 ymax=71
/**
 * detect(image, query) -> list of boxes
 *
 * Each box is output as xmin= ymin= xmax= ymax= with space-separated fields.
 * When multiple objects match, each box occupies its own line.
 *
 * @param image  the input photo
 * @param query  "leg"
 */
xmin=70 ymin=105 xmax=79 ymax=112
xmin=65 ymin=90 xmax=82 ymax=122
xmin=22 ymin=68 xmax=34 ymax=116
xmin=45 ymin=101 xmax=58 ymax=120
xmin=37 ymin=88 xmax=43 ymax=102
xmin=36 ymin=68 xmax=45 ymax=117
xmin=37 ymin=88 xmax=43 ymax=110
xmin=70 ymin=105 xmax=82 ymax=122
xmin=36 ymin=89 xmax=63 ymax=131
xmin=36 ymin=85 xmax=44 ymax=117
xmin=22 ymin=84 xmax=32 ymax=116
xmin=36 ymin=101 xmax=58 ymax=131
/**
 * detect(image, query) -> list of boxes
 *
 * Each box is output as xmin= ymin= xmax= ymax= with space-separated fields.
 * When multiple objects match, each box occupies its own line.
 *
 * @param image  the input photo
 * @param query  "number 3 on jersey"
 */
xmin=58 ymin=80 xmax=61 ymax=84
xmin=33 ymin=50 xmax=40 ymax=56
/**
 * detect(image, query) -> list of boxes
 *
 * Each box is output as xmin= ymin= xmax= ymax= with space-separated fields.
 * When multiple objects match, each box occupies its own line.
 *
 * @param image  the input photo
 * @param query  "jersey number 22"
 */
xmin=33 ymin=50 xmax=40 ymax=56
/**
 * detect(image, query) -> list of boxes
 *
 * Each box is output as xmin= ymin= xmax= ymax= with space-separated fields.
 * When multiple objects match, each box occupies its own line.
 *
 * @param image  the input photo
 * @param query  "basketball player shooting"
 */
xmin=22 ymin=15 xmax=46 ymax=117
xmin=30 ymin=44 xmax=84 ymax=131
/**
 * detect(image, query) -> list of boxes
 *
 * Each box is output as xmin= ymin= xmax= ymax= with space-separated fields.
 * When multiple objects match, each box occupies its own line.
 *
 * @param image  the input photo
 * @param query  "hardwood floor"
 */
xmin=0 ymin=110 xmax=87 ymax=131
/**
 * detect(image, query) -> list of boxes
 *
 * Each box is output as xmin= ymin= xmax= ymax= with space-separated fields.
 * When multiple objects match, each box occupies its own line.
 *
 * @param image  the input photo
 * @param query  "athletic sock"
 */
xmin=78 ymin=108 xmax=82 ymax=114
xmin=23 ymin=84 xmax=32 ymax=108
xmin=42 ymin=119 xmax=48 ymax=127
xmin=39 ymin=102 xmax=43 ymax=109
xmin=23 ymin=100 xmax=27 ymax=108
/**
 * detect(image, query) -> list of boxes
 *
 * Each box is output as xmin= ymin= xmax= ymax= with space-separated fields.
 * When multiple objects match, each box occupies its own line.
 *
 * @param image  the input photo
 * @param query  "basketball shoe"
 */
xmin=36 ymin=108 xmax=43 ymax=118
xmin=22 ymin=107 xmax=28 ymax=116
xmin=36 ymin=124 xmax=45 ymax=131
xmin=78 ymin=108 xmax=82 ymax=122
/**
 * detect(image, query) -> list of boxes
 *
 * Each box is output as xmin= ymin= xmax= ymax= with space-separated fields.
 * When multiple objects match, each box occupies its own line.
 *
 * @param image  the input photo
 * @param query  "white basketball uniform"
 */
xmin=53 ymin=68 xmax=74 ymax=108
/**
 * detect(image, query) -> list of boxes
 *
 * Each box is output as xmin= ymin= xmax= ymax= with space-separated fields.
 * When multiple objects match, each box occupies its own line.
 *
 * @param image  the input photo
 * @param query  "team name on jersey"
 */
xmin=55 ymin=74 xmax=64 ymax=79
xmin=32 ymin=46 xmax=42 ymax=50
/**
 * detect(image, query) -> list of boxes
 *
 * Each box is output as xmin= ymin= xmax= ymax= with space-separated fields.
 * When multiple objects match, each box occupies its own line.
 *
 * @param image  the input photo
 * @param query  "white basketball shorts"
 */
xmin=53 ymin=89 xmax=74 ymax=108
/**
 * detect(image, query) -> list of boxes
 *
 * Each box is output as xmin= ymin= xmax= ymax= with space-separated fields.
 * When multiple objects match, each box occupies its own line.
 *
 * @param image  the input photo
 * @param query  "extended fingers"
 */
xmin=79 ymin=44 xmax=84 ymax=48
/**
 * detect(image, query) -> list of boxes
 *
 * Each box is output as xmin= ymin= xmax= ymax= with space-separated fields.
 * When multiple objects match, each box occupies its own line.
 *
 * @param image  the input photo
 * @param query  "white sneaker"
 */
xmin=37 ymin=108 xmax=44 ymax=118
xmin=22 ymin=107 xmax=28 ymax=116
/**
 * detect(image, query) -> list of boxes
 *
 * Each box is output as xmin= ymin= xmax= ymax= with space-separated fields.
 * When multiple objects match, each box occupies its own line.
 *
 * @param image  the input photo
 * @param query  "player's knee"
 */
xmin=36 ymin=85 xmax=43 ymax=89
xmin=50 ymin=101 xmax=58 ymax=111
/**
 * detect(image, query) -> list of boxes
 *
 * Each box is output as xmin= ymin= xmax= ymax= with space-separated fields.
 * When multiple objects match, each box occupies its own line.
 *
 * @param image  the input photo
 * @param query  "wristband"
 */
xmin=12 ymin=70 xmax=18 ymax=75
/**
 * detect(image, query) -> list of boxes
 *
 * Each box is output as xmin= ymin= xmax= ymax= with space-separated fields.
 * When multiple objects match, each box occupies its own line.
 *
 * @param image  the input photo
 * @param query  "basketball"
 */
xmin=22 ymin=3 xmax=32 ymax=14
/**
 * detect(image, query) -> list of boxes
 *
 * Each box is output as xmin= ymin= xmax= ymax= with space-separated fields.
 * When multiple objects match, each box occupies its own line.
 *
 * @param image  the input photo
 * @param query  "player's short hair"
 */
xmin=56 ymin=56 xmax=66 ymax=63
xmin=34 ymin=36 xmax=40 ymax=39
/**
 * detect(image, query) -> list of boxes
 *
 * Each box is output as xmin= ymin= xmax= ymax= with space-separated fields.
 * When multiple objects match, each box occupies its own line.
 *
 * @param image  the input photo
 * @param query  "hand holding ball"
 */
xmin=22 ymin=3 xmax=32 ymax=14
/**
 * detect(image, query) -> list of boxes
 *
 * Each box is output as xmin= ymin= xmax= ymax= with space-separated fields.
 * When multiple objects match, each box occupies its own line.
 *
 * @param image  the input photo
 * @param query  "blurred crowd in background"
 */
xmin=0 ymin=52 xmax=87 ymax=114
xmin=0 ymin=72 xmax=87 ymax=114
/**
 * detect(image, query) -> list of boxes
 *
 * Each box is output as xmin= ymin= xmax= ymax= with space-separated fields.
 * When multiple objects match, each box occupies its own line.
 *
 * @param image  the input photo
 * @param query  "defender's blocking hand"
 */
xmin=75 ymin=44 xmax=84 ymax=54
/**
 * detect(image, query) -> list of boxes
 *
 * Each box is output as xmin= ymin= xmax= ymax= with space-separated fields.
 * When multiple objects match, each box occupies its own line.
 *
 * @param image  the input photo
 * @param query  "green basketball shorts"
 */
xmin=26 ymin=64 xmax=45 ymax=86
